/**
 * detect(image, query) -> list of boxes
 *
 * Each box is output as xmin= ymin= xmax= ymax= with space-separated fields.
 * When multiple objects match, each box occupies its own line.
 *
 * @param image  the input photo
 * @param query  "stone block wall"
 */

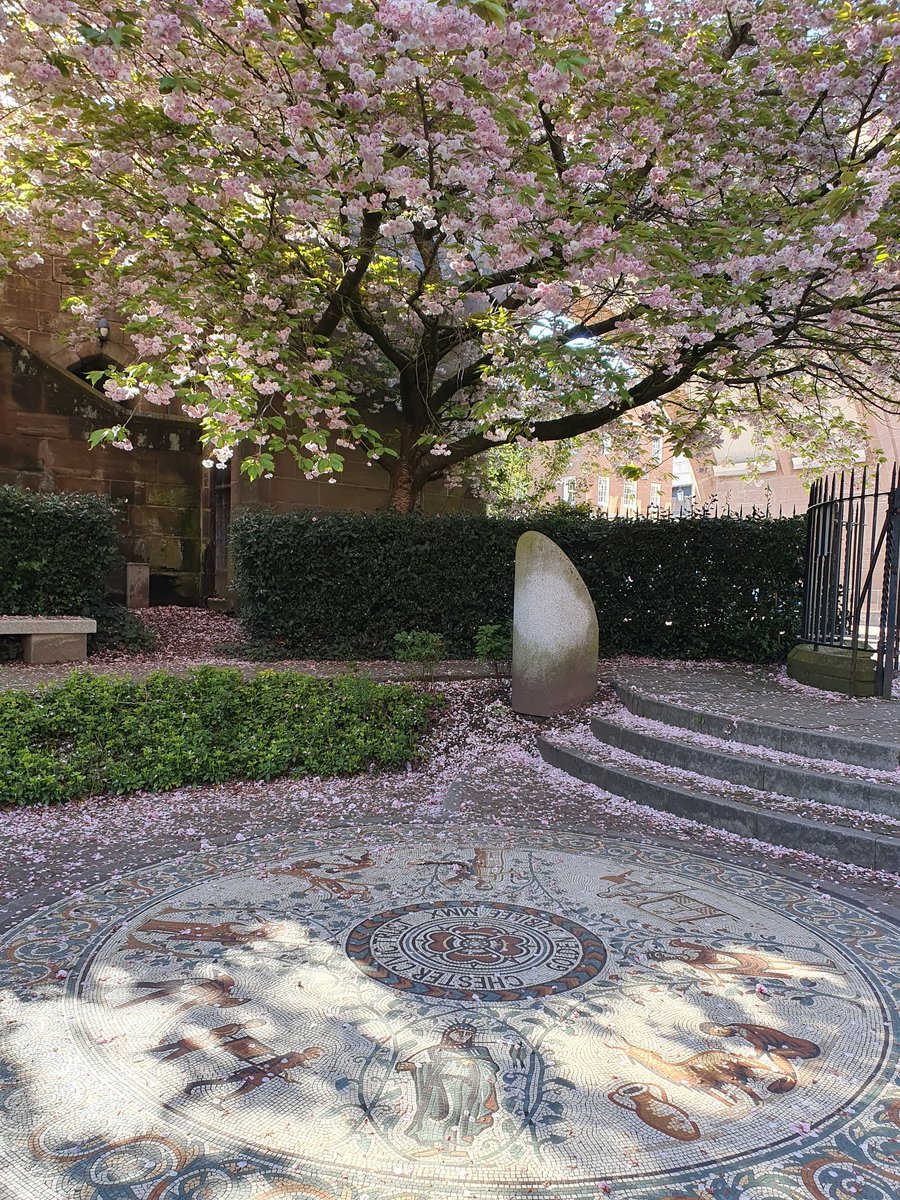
xmin=0 ymin=330 xmax=205 ymax=603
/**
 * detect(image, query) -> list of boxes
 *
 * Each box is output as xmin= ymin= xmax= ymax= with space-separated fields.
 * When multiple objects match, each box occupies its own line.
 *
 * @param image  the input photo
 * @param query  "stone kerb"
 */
xmin=511 ymin=530 xmax=598 ymax=716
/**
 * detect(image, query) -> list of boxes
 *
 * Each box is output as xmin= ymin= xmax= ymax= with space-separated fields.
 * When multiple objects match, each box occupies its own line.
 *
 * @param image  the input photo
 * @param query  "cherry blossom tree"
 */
xmin=1 ymin=0 xmax=899 ymax=510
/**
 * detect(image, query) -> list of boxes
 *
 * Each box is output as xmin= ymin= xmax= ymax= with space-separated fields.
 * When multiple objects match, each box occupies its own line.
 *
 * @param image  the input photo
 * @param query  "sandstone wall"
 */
xmin=0 ymin=330 xmax=205 ymax=603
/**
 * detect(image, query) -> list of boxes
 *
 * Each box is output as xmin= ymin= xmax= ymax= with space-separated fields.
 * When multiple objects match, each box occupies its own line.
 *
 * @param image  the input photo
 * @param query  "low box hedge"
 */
xmin=0 ymin=667 xmax=434 ymax=805
xmin=232 ymin=508 xmax=805 ymax=663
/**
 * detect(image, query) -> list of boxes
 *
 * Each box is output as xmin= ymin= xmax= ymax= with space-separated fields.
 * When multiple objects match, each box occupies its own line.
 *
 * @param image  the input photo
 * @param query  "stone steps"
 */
xmin=613 ymin=680 xmax=900 ymax=771
xmin=537 ymin=736 xmax=900 ymax=872
xmin=590 ymin=715 xmax=900 ymax=818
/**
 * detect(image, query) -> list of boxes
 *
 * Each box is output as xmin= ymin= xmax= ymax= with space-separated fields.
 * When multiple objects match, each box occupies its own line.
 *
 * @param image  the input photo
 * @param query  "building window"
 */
xmin=651 ymin=435 xmax=664 ymax=464
xmin=623 ymin=480 xmax=638 ymax=513
xmin=649 ymin=482 xmax=662 ymax=511
xmin=597 ymin=476 xmax=610 ymax=511
xmin=672 ymin=484 xmax=693 ymax=516
xmin=561 ymin=477 xmax=578 ymax=506
xmin=599 ymin=433 xmax=612 ymax=455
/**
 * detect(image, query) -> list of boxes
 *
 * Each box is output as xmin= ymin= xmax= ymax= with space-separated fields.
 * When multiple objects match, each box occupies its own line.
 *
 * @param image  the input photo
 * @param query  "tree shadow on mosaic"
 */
xmin=0 ymin=826 xmax=898 ymax=1200
xmin=0 ymin=933 xmax=898 ymax=1200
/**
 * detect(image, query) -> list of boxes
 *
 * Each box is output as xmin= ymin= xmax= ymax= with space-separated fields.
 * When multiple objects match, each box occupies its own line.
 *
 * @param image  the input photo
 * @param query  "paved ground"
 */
xmin=611 ymin=659 xmax=900 ymax=743
xmin=1 ymin=667 xmax=899 ymax=1198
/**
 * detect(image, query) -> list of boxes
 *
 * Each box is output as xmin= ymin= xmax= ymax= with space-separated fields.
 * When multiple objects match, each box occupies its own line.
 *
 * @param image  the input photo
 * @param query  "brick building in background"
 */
xmin=554 ymin=432 xmax=700 ymax=516
xmin=0 ymin=266 xmax=476 ymax=603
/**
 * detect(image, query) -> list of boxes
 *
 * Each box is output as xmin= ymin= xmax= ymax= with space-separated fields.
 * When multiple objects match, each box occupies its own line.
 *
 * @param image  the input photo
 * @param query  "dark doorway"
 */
xmin=67 ymin=353 xmax=119 ymax=391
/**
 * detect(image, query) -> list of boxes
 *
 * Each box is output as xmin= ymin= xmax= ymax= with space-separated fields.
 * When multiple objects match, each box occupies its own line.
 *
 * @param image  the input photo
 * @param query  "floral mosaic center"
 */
xmin=0 ymin=829 xmax=897 ymax=1200
xmin=345 ymin=899 xmax=607 ymax=1000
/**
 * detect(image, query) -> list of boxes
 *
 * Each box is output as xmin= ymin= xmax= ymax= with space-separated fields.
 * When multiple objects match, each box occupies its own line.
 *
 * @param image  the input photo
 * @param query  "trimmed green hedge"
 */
xmin=0 ymin=486 xmax=118 ymax=615
xmin=0 ymin=667 xmax=434 ymax=805
xmin=233 ymin=508 xmax=805 ymax=663
xmin=0 ymin=486 xmax=155 ymax=657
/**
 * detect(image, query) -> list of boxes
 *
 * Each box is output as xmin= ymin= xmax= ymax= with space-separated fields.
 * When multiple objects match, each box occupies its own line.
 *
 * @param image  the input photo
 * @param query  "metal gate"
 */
xmin=801 ymin=465 xmax=900 ymax=698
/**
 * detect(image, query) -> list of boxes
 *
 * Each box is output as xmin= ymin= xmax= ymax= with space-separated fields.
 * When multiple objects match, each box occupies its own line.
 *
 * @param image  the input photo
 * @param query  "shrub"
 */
xmin=88 ymin=603 xmax=158 ymax=656
xmin=0 ymin=486 xmax=118 ymax=616
xmin=0 ymin=667 xmax=434 ymax=806
xmin=232 ymin=508 xmax=805 ymax=663
xmin=393 ymin=630 xmax=446 ymax=684
xmin=474 ymin=623 xmax=513 ymax=679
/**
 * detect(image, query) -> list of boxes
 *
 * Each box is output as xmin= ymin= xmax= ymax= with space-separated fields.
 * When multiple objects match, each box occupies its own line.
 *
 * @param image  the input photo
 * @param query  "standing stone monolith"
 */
xmin=511 ymin=531 xmax=599 ymax=716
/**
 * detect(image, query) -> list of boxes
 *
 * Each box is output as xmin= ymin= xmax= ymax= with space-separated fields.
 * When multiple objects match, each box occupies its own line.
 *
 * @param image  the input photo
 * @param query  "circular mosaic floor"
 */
xmin=0 ymin=827 xmax=898 ymax=1200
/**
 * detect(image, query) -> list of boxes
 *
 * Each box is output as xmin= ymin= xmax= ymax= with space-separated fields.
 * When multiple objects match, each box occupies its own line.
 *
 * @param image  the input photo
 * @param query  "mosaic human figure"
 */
xmin=414 ymin=849 xmax=508 ymax=889
xmin=608 ymin=1082 xmax=701 ymax=1142
xmin=184 ymin=1048 xmax=322 ymax=1100
xmin=701 ymin=1022 xmax=821 ymax=1093
xmin=124 ymin=918 xmax=272 ymax=954
xmin=395 ymin=1024 xmax=500 ymax=1154
xmin=269 ymin=852 xmax=374 ymax=900
xmin=117 ymin=971 xmax=249 ymax=1017
xmin=151 ymin=1020 xmax=269 ymax=1062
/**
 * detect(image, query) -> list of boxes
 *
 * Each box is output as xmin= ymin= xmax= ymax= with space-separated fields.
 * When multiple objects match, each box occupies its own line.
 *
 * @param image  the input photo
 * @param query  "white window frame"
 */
xmin=623 ymin=480 xmax=638 ymax=513
xmin=560 ymin=476 xmax=578 ymax=506
xmin=597 ymin=475 xmax=610 ymax=510
xmin=649 ymin=482 xmax=662 ymax=510
xmin=651 ymin=435 xmax=664 ymax=464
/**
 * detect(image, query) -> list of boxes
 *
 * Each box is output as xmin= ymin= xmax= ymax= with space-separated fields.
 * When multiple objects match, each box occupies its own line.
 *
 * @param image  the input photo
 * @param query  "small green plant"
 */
xmin=474 ymin=622 xmax=513 ymax=679
xmin=393 ymin=630 xmax=446 ymax=684
xmin=89 ymin=603 xmax=157 ymax=656
xmin=0 ymin=667 xmax=435 ymax=806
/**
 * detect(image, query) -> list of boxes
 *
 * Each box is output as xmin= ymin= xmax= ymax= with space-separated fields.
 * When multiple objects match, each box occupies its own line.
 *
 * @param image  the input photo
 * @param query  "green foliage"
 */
xmin=0 ymin=667 xmax=434 ymax=806
xmin=393 ymin=630 xmax=446 ymax=665
xmin=474 ymin=623 xmax=513 ymax=679
xmin=0 ymin=486 xmax=118 ymax=616
xmin=233 ymin=508 xmax=805 ymax=664
xmin=88 ymin=603 xmax=158 ymax=656
xmin=393 ymin=630 xmax=446 ymax=684
xmin=0 ymin=487 xmax=158 ymax=658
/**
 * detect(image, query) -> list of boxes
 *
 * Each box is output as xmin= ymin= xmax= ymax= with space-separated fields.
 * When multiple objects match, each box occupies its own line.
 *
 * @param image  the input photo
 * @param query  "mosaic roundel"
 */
xmin=345 ymin=899 xmax=607 ymax=1000
xmin=0 ymin=827 xmax=898 ymax=1200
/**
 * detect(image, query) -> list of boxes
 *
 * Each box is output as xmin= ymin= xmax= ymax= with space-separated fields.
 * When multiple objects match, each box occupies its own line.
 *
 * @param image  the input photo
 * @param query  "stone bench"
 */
xmin=0 ymin=617 xmax=97 ymax=664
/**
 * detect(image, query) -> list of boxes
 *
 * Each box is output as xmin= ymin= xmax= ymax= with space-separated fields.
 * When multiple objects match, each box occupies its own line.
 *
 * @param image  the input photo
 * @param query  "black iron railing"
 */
xmin=801 ymin=465 xmax=900 ymax=698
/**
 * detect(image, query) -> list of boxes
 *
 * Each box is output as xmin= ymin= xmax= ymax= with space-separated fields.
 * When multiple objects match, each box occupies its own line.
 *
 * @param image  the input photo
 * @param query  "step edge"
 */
xmin=536 ymin=736 xmax=899 ymax=872
xmin=613 ymin=681 xmax=900 ymax=769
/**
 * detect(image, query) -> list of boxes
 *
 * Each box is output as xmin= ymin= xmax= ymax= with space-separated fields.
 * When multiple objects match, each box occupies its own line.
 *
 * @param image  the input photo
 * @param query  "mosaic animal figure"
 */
xmin=649 ymin=939 xmax=829 ymax=985
xmin=123 ymin=918 xmax=271 ymax=955
xmin=608 ymin=1082 xmax=701 ymax=1142
xmin=615 ymin=1039 xmax=773 ymax=1108
xmin=268 ymin=853 xmax=373 ymax=900
xmin=702 ymin=1021 xmax=821 ymax=1093
xmin=117 ymin=972 xmax=249 ymax=1017
xmin=184 ymin=1048 xmax=322 ymax=1100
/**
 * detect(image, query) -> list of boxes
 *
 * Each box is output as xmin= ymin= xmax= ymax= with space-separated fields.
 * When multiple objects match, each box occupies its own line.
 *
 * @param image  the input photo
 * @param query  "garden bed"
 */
xmin=0 ymin=667 xmax=434 ymax=806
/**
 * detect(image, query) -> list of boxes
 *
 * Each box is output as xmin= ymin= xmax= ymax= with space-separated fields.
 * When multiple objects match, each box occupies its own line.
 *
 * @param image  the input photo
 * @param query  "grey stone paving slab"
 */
xmin=611 ymin=662 xmax=900 ymax=769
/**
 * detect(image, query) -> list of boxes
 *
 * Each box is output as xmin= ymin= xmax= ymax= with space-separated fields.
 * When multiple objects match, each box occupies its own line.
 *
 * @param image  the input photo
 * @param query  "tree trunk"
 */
xmin=387 ymin=434 xmax=424 ymax=513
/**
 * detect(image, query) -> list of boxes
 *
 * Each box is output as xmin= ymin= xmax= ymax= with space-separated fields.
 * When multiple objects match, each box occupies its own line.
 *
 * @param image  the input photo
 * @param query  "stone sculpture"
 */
xmin=511 ymin=530 xmax=598 ymax=715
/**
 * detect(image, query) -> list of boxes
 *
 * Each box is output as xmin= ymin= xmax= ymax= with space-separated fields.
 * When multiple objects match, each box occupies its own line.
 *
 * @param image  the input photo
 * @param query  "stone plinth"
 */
xmin=125 ymin=562 xmax=150 ymax=609
xmin=787 ymin=643 xmax=879 ymax=698
xmin=22 ymin=633 xmax=88 ymax=663
xmin=511 ymin=531 xmax=598 ymax=715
